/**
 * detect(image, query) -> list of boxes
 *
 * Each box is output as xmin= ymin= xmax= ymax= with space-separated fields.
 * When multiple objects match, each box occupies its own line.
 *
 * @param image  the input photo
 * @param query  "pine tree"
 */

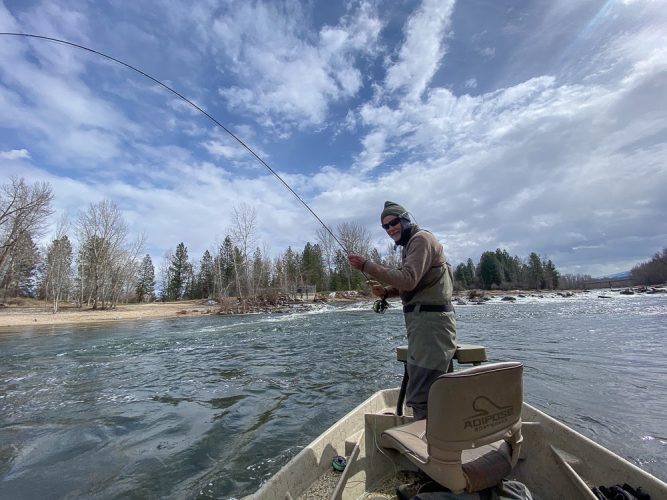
xmin=527 ymin=252 xmax=544 ymax=289
xmin=136 ymin=254 xmax=155 ymax=302
xmin=167 ymin=243 xmax=189 ymax=300
xmin=198 ymin=250 xmax=214 ymax=299
xmin=478 ymin=251 xmax=501 ymax=289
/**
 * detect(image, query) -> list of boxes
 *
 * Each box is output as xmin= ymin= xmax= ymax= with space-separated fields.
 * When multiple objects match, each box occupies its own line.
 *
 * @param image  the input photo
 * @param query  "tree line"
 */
xmin=631 ymin=248 xmax=667 ymax=285
xmin=6 ymin=178 xmax=662 ymax=311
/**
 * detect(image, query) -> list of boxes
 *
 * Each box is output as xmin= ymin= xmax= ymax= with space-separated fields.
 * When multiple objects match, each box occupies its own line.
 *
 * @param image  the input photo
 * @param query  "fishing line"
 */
xmin=0 ymin=32 xmax=365 ymax=272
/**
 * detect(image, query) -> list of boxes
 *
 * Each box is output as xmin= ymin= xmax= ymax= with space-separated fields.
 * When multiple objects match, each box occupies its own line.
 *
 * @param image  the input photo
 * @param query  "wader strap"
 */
xmin=396 ymin=363 xmax=409 ymax=416
xmin=403 ymin=302 xmax=454 ymax=313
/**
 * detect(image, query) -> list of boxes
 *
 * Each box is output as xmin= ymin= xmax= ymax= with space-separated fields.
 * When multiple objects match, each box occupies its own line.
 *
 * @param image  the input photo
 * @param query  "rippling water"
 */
xmin=1 ymin=292 xmax=666 ymax=499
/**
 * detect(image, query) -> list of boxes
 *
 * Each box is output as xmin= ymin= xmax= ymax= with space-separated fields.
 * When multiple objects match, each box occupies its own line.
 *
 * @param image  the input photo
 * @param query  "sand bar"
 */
xmin=0 ymin=301 xmax=217 ymax=329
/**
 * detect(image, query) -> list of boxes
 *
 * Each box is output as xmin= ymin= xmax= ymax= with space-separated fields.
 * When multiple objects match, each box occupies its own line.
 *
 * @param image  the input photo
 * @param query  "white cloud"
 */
xmin=384 ymin=0 xmax=455 ymax=100
xmin=213 ymin=1 xmax=381 ymax=129
xmin=0 ymin=148 xmax=30 ymax=160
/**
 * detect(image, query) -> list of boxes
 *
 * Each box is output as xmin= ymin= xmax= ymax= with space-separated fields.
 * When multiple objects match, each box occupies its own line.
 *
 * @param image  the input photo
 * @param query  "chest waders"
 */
xmin=395 ymin=232 xmax=457 ymax=419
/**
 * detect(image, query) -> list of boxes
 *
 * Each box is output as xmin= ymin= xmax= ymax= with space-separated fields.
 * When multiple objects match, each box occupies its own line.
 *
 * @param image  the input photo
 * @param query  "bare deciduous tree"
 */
xmin=337 ymin=222 xmax=371 ymax=290
xmin=0 ymin=178 xmax=54 ymax=295
xmin=316 ymin=227 xmax=337 ymax=288
xmin=44 ymin=215 xmax=73 ymax=312
xmin=75 ymin=200 xmax=139 ymax=309
xmin=230 ymin=203 xmax=257 ymax=299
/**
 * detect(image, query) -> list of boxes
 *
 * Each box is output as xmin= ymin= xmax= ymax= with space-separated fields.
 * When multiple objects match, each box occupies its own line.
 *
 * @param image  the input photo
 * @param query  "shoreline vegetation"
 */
xmin=1 ymin=285 xmax=664 ymax=329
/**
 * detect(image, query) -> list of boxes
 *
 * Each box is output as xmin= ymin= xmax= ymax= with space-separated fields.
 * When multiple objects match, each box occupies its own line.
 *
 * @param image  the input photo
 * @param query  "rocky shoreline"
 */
xmin=0 ymin=285 xmax=664 ymax=329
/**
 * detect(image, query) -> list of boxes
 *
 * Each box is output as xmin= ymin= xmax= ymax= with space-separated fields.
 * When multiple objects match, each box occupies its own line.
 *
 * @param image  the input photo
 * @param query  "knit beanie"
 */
xmin=380 ymin=201 xmax=409 ymax=221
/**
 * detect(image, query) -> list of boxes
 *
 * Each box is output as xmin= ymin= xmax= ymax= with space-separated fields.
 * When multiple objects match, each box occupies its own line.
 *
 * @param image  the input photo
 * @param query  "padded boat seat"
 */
xmin=381 ymin=362 xmax=523 ymax=493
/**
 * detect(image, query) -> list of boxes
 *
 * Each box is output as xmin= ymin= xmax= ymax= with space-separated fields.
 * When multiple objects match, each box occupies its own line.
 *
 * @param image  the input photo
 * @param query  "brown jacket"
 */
xmin=364 ymin=227 xmax=450 ymax=303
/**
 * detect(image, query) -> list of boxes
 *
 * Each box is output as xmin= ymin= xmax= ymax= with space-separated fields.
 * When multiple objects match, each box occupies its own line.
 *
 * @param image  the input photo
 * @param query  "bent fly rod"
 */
xmin=0 ymin=33 xmax=379 ymax=285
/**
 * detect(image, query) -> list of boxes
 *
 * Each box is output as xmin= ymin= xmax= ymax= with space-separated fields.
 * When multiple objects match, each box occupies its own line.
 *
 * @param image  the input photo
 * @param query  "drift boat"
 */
xmin=248 ymin=345 xmax=667 ymax=500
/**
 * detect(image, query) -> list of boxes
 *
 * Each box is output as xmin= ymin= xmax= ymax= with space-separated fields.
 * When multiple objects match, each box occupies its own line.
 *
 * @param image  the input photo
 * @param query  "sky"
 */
xmin=1 ymin=0 xmax=666 ymax=278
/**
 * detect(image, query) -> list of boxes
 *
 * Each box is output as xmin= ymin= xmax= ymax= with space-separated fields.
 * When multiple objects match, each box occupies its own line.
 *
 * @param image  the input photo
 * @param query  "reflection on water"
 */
xmin=1 ymin=293 xmax=666 ymax=498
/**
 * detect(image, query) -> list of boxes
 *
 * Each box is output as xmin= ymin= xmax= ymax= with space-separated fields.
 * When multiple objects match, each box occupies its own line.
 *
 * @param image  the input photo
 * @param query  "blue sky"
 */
xmin=1 ymin=0 xmax=665 ymax=277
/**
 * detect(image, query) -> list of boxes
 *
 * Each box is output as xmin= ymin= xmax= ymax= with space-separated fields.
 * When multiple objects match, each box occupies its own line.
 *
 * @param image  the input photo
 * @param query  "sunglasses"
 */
xmin=381 ymin=218 xmax=401 ymax=230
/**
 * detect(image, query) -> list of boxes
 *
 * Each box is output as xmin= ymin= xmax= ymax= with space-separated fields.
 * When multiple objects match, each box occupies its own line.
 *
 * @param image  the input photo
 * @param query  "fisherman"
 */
xmin=348 ymin=201 xmax=457 ymax=420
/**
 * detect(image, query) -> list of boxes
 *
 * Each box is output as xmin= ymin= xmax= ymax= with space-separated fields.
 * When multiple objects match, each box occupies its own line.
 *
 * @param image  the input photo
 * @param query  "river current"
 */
xmin=1 ymin=292 xmax=666 ymax=499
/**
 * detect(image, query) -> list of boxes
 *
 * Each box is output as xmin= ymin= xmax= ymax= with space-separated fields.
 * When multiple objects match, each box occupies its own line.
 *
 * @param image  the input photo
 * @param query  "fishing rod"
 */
xmin=1 ymin=33 xmax=346 ymax=248
xmin=1 ymin=32 xmax=387 ymax=310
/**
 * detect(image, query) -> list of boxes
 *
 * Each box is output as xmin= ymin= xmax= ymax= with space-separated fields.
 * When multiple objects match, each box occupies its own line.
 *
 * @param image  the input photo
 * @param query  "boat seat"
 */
xmin=381 ymin=362 xmax=523 ymax=493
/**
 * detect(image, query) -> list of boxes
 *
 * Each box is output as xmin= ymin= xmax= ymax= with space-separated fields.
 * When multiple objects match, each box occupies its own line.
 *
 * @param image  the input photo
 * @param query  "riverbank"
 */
xmin=0 ymin=301 xmax=220 ymax=328
xmin=1 ymin=286 xmax=663 ymax=328
xmin=0 ymin=293 xmax=356 ymax=328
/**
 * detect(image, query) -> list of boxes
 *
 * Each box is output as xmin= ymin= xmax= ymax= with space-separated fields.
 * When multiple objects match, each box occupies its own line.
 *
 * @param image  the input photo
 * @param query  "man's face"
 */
xmin=382 ymin=215 xmax=402 ymax=242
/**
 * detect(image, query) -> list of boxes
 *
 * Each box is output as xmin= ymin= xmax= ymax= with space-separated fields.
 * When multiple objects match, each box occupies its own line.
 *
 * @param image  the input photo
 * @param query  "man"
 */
xmin=348 ymin=201 xmax=456 ymax=420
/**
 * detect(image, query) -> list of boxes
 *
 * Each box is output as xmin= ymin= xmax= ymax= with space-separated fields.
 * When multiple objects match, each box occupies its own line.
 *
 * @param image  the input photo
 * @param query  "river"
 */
xmin=1 ymin=291 xmax=666 ymax=499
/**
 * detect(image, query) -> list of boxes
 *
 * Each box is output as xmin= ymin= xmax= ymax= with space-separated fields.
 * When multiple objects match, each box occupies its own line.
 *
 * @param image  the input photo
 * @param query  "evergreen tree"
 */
xmin=167 ymin=243 xmax=189 ymax=300
xmin=198 ymin=250 xmax=214 ymax=299
xmin=543 ymin=259 xmax=559 ymax=289
xmin=301 ymin=242 xmax=326 ymax=291
xmin=465 ymin=258 xmax=476 ymax=287
xmin=478 ymin=251 xmax=501 ymax=289
xmin=214 ymin=236 xmax=236 ymax=297
xmin=527 ymin=252 xmax=544 ymax=289
xmin=454 ymin=262 xmax=467 ymax=287
xmin=136 ymin=254 xmax=155 ymax=302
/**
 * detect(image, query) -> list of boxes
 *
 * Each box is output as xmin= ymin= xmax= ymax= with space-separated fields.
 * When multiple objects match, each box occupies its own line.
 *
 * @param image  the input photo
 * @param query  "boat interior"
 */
xmin=251 ymin=345 xmax=667 ymax=500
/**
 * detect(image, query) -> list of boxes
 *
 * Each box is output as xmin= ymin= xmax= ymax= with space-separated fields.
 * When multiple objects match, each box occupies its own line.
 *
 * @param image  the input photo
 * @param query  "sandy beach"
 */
xmin=0 ymin=300 xmax=220 ymax=328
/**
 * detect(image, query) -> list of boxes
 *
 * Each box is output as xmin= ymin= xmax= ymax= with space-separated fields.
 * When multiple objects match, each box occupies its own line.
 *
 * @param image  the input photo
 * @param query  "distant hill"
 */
xmin=601 ymin=270 xmax=631 ymax=279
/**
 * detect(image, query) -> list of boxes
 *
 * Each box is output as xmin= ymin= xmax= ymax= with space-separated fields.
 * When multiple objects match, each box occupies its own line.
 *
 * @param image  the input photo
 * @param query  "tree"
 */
xmin=0 ymin=178 xmax=54 ymax=297
xmin=230 ymin=203 xmax=257 ymax=297
xmin=631 ymin=247 xmax=667 ymax=285
xmin=251 ymin=245 xmax=271 ymax=293
xmin=198 ymin=250 xmax=215 ymax=299
xmin=45 ymin=234 xmax=73 ymax=312
xmin=0 ymin=232 xmax=39 ymax=297
xmin=136 ymin=254 xmax=155 ymax=303
xmin=214 ymin=236 xmax=236 ymax=297
xmin=167 ymin=243 xmax=190 ymax=300
xmin=337 ymin=222 xmax=371 ymax=289
xmin=301 ymin=242 xmax=325 ymax=291
xmin=465 ymin=258 xmax=476 ymax=287
xmin=454 ymin=263 xmax=468 ymax=289
xmin=478 ymin=252 xmax=501 ymax=289
xmin=526 ymin=252 xmax=544 ymax=289
xmin=75 ymin=200 xmax=136 ymax=309
xmin=316 ymin=227 xmax=337 ymax=289
xmin=543 ymin=259 xmax=559 ymax=289
xmin=383 ymin=242 xmax=401 ymax=270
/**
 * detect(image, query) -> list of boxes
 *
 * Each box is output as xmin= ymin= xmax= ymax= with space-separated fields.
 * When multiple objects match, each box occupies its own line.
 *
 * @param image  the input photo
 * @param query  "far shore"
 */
xmin=1 ymin=286 xmax=662 ymax=330
xmin=0 ymin=301 xmax=220 ymax=329
xmin=0 ymin=293 xmax=358 ymax=329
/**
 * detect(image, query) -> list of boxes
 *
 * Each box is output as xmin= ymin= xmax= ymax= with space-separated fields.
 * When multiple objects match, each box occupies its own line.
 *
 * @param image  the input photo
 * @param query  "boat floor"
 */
xmin=299 ymin=470 xmax=419 ymax=500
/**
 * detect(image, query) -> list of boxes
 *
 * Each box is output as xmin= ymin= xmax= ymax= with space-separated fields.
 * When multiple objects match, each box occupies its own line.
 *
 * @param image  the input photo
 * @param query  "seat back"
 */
xmin=380 ymin=361 xmax=524 ymax=493
xmin=427 ymin=362 xmax=523 ymax=460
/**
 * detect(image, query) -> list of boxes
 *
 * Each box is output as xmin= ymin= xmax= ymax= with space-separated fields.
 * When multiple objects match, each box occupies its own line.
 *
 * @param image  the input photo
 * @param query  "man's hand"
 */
xmin=348 ymin=254 xmax=366 ymax=270
xmin=366 ymin=280 xmax=386 ymax=298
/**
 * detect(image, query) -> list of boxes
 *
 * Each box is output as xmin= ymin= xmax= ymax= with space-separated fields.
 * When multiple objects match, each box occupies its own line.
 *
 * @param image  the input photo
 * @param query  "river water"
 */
xmin=1 ymin=292 xmax=666 ymax=499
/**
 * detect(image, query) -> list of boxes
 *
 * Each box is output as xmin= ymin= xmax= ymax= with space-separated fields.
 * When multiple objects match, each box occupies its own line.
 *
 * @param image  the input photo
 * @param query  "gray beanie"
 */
xmin=380 ymin=201 xmax=409 ymax=221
